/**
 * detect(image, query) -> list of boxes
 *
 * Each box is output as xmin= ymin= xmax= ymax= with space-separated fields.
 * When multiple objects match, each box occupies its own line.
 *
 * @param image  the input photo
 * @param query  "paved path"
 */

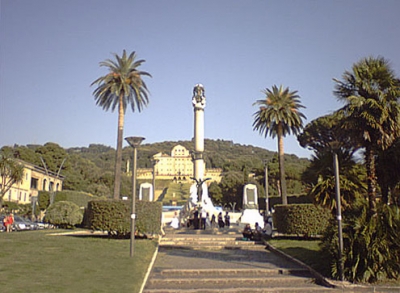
xmin=143 ymin=227 xmax=339 ymax=292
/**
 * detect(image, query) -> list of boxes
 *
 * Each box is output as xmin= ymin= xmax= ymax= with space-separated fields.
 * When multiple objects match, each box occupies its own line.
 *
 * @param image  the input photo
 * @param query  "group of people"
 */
xmin=217 ymin=211 xmax=230 ymax=228
xmin=242 ymin=222 xmax=263 ymax=241
xmin=183 ymin=209 xmax=232 ymax=230
xmin=2 ymin=213 xmax=14 ymax=233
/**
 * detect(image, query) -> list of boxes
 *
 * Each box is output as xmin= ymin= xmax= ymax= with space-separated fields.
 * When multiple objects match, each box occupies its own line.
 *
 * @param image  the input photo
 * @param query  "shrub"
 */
xmin=87 ymin=200 xmax=130 ymax=237
xmin=321 ymin=201 xmax=400 ymax=282
xmin=87 ymin=200 xmax=162 ymax=238
xmin=44 ymin=201 xmax=83 ymax=229
xmin=273 ymin=204 xmax=332 ymax=237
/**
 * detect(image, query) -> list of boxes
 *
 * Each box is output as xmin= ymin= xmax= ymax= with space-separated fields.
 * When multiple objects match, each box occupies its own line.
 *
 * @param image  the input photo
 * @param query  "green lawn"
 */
xmin=0 ymin=230 xmax=157 ymax=293
xmin=267 ymin=238 xmax=331 ymax=277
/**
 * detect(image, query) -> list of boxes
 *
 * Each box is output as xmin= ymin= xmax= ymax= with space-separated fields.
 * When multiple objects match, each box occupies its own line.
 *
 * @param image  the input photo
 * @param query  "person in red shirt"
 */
xmin=5 ymin=213 xmax=14 ymax=233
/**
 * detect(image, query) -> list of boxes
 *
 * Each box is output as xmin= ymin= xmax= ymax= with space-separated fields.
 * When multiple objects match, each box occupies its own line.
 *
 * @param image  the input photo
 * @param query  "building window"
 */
xmin=31 ymin=178 xmax=38 ymax=189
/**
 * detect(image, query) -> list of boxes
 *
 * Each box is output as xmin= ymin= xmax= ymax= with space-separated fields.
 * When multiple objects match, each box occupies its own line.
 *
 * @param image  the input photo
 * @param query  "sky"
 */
xmin=1 ymin=0 xmax=400 ymax=159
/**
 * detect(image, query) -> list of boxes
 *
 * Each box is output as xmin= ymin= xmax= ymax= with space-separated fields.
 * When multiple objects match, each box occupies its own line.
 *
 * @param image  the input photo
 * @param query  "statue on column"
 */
xmin=192 ymin=84 xmax=206 ymax=109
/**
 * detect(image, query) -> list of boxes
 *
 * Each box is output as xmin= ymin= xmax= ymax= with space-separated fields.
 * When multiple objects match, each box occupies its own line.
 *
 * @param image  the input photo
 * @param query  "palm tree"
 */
xmin=253 ymin=85 xmax=306 ymax=204
xmin=91 ymin=50 xmax=151 ymax=200
xmin=334 ymin=56 xmax=400 ymax=215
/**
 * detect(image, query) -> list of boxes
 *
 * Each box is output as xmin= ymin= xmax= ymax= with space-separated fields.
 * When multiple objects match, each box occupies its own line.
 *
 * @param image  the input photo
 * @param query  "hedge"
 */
xmin=273 ymin=203 xmax=332 ymax=237
xmin=87 ymin=200 xmax=162 ymax=237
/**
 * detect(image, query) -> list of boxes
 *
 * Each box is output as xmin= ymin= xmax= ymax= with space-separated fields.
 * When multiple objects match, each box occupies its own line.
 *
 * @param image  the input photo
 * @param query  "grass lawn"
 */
xmin=267 ymin=238 xmax=331 ymax=277
xmin=0 ymin=230 xmax=158 ymax=293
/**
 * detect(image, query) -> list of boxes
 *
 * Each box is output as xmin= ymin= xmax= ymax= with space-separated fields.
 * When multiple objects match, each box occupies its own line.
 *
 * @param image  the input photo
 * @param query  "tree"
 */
xmin=0 ymin=149 xmax=24 ymax=206
xmin=334 ymin=56 xmax=400 ymax=215
xmin=253 ymin=85 xmax=306 ymax=204
xmin=376 ymin=138 xmax=400 ymax=205
xmin=298 ymin=114 xmax=366 ymax=210
xmin=91 ymin=50 xmax=151 ymax=199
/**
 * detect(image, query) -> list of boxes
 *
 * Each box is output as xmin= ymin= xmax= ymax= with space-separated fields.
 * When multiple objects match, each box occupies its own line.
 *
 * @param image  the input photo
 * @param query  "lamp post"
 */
xmin=263 ymin=159 xmax=270 ymax=213
xmin=125 ymin=136 xmax=145 ymax=257
xmin=329 ymin=141 xmax=344 ymax=281
xmin=151 ymin=158 xmax=159 ymax=201
xmin=333 ymin=151 xmax=344 ymax=281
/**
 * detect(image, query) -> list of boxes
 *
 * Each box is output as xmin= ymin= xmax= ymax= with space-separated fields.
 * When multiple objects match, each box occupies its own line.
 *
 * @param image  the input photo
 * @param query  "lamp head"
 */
xmin=125 ymin=136 xmax=145 ymax=148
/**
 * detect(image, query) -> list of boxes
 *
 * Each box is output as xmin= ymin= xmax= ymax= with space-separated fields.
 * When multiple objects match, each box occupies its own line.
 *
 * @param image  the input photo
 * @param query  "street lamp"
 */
xmin=329 ymin=141 xmax=344 ymax=281
xmin=125 ymin=136 xmax=145 ymax=257
xmin=151 ymin=158 xmax=159 ymax=201
xmin=263 ymin=159 xmax=270 ymax=213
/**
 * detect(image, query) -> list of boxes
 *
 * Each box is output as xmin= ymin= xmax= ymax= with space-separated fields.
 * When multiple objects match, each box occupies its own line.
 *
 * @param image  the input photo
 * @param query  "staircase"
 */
xmin=143 ymin=227 xmax=340 ymax=293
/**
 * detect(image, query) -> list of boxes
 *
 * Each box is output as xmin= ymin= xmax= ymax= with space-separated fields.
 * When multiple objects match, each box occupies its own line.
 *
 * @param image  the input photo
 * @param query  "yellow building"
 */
xmin=1 ymin=159 xmax=64 ymax=204
xmin=136 ymin=145 xmax=222 ymax=183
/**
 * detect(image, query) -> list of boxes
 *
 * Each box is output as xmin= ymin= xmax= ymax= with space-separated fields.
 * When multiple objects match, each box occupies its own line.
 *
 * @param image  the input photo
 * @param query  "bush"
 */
xmin=273 ymin=204 xmax=332 ymax=237
xmin=87 ymin=200 xmax=162 ymax=238
xmin=44 ymin=201 xmax=83 ymax=229
xmin=87 ymin=200 xmax=130 ymax=237
xmin=321 ymin=201 xmax=400 ymax=282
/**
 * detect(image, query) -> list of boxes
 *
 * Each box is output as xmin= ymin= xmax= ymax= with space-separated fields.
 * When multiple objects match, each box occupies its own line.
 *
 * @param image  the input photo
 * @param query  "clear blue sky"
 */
xmin=1 ymin=0 xmax=399 ymax=158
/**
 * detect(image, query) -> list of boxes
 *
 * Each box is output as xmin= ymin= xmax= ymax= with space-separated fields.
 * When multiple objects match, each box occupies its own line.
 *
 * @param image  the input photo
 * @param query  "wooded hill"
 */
xmin=4 ymin=139 xmax=310 ymax=202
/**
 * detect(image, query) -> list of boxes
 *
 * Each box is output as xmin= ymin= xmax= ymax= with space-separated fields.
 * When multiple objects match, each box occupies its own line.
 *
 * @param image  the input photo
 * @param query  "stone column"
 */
xmin=192 ymin=84 xmax=206 ymax=181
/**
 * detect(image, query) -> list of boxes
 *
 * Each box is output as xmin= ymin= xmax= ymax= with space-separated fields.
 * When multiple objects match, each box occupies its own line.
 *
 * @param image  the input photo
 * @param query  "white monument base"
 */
xmin=238 ymin=209 xmax=264 ymax=229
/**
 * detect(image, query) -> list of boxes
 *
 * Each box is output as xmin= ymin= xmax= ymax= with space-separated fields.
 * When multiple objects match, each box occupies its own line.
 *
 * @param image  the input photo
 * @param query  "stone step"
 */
xmin=158 ymin=268 xmax=312 ymax=278
xmin=143 ymin=287 xmax=338 ymax=293
xmin=160 ymin=244 xmax=267 ymax=251
xmin=160 ymin=240 xmax=260 ymax=246
xmin=145 ymin=275 xmax=322 ymax=291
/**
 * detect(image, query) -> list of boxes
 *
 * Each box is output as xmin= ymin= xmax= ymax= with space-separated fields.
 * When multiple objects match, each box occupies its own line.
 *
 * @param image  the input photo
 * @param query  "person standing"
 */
xmin=211 ymin=214 xmax=216 ymax=228
xmin=224 ymin=211 xmax=230 ymax=228
xmin=218 ymin=212 xmax=224 ymax=228
xmin=200 ymin=208 xmax=207 ymax=230
xmin=6 ymin=213 xmax=14 ymax=233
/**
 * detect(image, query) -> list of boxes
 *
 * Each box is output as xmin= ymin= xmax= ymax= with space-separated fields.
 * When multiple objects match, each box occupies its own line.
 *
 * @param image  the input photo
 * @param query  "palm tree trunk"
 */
xmin=365 ymin=145 xmax=377 ymax=217
xmin=113 ymin=94 xmax=125 ymax=200
xmin=277 ymin=126 xmax=287 ymax=204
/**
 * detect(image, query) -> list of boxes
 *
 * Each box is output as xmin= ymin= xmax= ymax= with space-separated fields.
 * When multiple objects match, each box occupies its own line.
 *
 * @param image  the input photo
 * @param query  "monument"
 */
xmin=238 ymin=183 xmax=264 ymax=229
xmin=181 ymin=84 xmax=217 ymax=224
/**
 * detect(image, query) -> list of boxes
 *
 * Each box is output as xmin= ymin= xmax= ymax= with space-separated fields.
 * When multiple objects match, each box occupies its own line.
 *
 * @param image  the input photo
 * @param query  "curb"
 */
xmin=265 ymin=242 xmax=335 ymax=289
xmin=139 ymin=237 xmax=160 ymax=293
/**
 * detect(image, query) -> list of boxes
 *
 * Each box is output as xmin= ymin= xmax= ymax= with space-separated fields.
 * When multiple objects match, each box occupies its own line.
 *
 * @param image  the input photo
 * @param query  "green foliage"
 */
xmin=88 ymin=200 xmax=130 ymax=237
xmin=0 ymin=148 xmax=25 ymax=204
xmin=135 ymin=201 xmax=162 ymax=235
xmin=334 ymin=56 xmax=400 ymax=214
xmin=87 ymin=200 xmax=162 ymax=238
xmin=54 ymin=190 xmax=102 ymax=208
xmin=38 ymin=191 xmax=50 ymax=210
xmin=208 ymin=181 xmax=223 ymax=203
xmin=7 ymin=140 xmax=310 ymax=203
xmin=2 ymin=200 xmax=19 ymax=212
xmin=321 ymin=201 xmax=400 ymax=282
xmin=273 ymin=204 xmax=332 ymax=237
xmin=44 ymin=201 xmax=83 ymax=228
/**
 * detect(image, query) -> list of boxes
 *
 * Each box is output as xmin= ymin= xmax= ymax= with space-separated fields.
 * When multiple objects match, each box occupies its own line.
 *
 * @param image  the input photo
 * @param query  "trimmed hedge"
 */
xmin=273 ymin=204 xmax=332 ymax=237
xmin=87 ymin=200 xmax=162 ymax=237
